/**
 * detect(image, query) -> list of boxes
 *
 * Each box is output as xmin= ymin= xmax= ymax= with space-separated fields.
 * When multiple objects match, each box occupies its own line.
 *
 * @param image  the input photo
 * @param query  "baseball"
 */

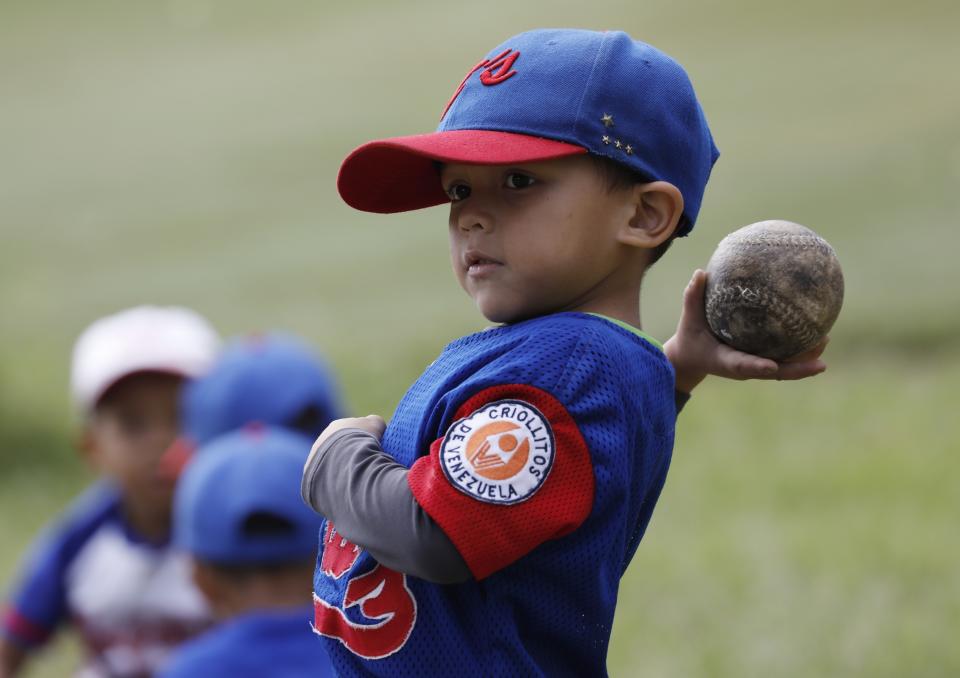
xmin=704 ymin=220 xmax=844 ymax=361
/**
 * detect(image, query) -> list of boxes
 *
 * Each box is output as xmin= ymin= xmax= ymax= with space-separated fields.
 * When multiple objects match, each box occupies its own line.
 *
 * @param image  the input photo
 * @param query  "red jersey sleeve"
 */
xmin=407 ymin=384 xmax=594 ymax=580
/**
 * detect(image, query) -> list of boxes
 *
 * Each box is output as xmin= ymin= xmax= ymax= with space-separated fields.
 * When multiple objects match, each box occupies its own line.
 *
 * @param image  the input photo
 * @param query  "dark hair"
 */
xmin=284 ymin=403 xmax=331 ymax=439
xmin=589 ymin=155 xmax=686 ymax=267
xmin=202 ymin=558 xmax=316 ymax=581
xmin=201 ymin=512 xmax=310 ymax=580
xmin=92 ymin=370 xmax=184 ymax=413
xmin=241 ymin=510 xmax=297 ymax=537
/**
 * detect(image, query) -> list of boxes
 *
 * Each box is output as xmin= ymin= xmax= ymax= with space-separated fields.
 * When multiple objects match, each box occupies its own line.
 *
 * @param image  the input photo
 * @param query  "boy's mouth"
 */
xmin=464 ymin=251 xmax=502 ymax=276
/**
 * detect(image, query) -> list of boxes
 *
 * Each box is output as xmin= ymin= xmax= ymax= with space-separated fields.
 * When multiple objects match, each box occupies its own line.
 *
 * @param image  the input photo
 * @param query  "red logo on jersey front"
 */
xmin=313 ymin=565 xmax=417 ymax=660
xmin=321 ymin=522 xmax=361 ymax=579
xmin=315 ymin=522 xmax=417 ymax=659
xmin=440 ymin=48 xmax=520 ymax=121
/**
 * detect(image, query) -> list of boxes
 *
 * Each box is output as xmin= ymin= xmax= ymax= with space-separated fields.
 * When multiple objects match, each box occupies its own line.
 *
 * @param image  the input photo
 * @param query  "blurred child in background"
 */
xmin=0 ymin=306 xmax=220 ymax=678
xmin=153 ymin=332 xmax=343 ymax=676
xmin=160 ymin=426 xmax=334 ymax=678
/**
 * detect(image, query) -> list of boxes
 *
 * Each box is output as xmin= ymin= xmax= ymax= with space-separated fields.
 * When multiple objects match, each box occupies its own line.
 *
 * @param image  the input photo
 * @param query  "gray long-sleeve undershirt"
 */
xmin=301 ymin=390 xmax=690 ymax=585
xmin=301 ymin=428 xmax=471 ymax=584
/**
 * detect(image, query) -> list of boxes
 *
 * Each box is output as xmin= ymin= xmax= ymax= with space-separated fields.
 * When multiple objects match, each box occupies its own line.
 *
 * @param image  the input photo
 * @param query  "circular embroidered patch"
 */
xmin=439 ymin=399 xmax=555 ymax=505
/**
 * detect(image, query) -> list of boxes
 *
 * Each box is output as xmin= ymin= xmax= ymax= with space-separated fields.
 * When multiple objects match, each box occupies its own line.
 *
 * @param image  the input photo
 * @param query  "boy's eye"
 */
xmin=446 ymin=183 xmax=471 ymax=202
xmin=504 ymin=173 xmax=535 ymax=189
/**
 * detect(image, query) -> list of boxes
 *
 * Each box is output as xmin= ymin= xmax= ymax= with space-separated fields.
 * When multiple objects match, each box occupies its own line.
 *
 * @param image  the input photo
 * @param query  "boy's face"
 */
xmin=85 ymin=372 xmax=184 ymax=517
xmin=442 ymin=155 xmax=635 ymax=324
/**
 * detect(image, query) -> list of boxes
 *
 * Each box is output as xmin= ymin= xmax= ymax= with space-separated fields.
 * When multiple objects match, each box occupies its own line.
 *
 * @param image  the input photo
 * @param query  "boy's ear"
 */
xmin=76 ymin=424 xmax=100 ymax=468
xmin=191 ymin=560 xmax=224 ymax=606
xmin=617 ymin=181 xmax=684 ymax=249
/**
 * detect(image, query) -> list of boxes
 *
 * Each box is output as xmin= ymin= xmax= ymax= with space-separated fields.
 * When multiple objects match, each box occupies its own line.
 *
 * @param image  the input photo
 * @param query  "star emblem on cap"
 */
xmin=614 ymin=139 xmax=623 ymax=149
xmin=602 ymin=135 xmax=611 ymax=145
xmin=625 ymin=144 xmax=633 ymax=154
xmin=601 ymin=113 xmax=614 ymax=127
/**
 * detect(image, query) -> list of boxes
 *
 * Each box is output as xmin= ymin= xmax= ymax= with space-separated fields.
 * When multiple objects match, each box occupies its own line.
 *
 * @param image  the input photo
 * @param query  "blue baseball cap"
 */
xmin=337 ymin=28 xmax=719 ymax=235
xmin=160 ymin=333 xmax=343 ymax=478
xmin=183 ymin=333 xmax=342 ymax=445
xmin=174 ymin=426 xmax=323 ymax=564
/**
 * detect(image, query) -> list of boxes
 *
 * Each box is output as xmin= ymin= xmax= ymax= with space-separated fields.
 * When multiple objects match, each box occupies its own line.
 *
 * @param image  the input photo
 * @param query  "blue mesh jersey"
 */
xmin=160 ymin=606 xmax=334 ymax=678
xmin=312 ymin=312 xmax=677 ymax=676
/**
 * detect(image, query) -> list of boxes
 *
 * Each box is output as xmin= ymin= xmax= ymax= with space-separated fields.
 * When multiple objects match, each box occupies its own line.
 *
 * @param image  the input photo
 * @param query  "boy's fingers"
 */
xmin=718 ymin=333 xmax=830 ymax=379
xmin=773 ymin=360 xmax=827 ymax=381
xmin=675 ymin=269 xmax=709 ymax=339
xmin=714 ymin=344 xmax=777 ymax=379
xmin=773 ymin=337 xmax=830 ymax=379
xmin=682 ymin=269 xmax=707 ymax=315
xmin=718 ymin=350 xmax=827 ymax=381
xmin=363 ymin=415 xmax=387 ymax=436
xmin=733 ymin=356 xmax=778 ymax=379
xmin=814 ymin=344 xmax=828 ymax=360
xmin=314 ymin=415 xmax=386 ymax=449
xmin=783 ymin=336 xmax=829 ymax=363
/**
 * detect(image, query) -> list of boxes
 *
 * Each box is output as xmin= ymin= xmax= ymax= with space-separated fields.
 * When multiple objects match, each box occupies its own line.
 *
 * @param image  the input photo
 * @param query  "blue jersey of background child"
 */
xmin=158 ymin=336 xmax=343 ymax=678
xmin=162 ymin=427 xmax=335 ymax=678
xmin=306 ymin=28 xmax=719 ymax=676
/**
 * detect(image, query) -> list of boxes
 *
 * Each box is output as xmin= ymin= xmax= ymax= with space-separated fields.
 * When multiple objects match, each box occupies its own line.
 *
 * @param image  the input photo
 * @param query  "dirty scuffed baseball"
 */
xmin=704 ymin=220 xmax=844 ymax=361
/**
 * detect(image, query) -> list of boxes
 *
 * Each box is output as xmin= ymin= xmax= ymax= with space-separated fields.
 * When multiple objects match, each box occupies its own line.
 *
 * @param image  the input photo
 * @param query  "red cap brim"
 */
xmin=337 ymin=130 xmax=586 ymax=213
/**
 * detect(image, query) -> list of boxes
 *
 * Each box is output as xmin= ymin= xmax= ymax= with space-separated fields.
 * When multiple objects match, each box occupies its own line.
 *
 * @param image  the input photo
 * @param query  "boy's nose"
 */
xmin=454 ymin=206 xmax=494 ymax=233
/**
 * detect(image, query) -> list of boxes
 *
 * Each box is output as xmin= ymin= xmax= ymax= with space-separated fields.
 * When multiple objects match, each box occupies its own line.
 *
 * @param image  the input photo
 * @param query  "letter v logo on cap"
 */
xmin=440 ymin=49 xmax=520 ymax=121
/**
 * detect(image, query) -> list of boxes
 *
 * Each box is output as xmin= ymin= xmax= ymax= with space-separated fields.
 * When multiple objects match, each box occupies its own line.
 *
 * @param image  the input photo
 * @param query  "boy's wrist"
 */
xmin=663 ymin=336 xmax=705 ymax=394
xmin=673 ymin=372 xmax=704 ymax=394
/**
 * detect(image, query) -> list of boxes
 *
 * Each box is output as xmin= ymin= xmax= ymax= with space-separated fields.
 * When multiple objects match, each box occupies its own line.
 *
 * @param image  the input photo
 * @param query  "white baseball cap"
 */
xmin=70 ymin=306 xmax=221 ymax=412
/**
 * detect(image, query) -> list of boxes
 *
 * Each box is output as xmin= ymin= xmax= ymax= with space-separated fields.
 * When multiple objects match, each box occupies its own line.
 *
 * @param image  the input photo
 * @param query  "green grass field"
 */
xmin=2 ymin=1 xmax=958 ymax=675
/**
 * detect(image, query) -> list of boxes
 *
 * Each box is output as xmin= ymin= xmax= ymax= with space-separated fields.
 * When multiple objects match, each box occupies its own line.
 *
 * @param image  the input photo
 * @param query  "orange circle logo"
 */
xmin=439 ymin=399 xmax=554 ymax=505
xmin=464 ymin=421 xmax=530 ymax=481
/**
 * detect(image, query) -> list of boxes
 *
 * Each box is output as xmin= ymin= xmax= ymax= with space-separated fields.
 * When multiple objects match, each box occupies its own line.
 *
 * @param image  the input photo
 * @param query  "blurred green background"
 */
xmin=1 ymin=0 xmax=957 ymax=675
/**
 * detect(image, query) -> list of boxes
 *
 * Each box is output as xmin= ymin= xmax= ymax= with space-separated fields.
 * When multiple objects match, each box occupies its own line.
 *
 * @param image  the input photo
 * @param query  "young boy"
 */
xmin=0 ymin=306 xmax=221 ymax=678
xmin=302 ymin=29 xmax=826 ymax=676
xmin=160 ymin=332 xmax=345 ymax=477
xmin=160 ymin=426 xmax=334 ymax=678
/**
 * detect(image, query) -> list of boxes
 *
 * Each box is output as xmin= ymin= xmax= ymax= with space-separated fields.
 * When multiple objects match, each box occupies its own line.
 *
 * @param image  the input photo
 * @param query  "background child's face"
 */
xmin=442 ymin=156 xmax=635 ymax=323
xmin=85 ymin=372 xmax=183 ymax=517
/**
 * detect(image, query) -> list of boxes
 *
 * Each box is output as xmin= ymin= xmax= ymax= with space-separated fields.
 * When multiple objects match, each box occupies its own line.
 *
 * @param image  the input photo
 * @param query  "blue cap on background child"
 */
xmin=181 ymin=333 xmax=343 ymax=446
xmin=173 ymin=426 xmax=323 ymax=565
xmin=161 ymin=333 xmax=344 ymax=475
xmin=337 ymin=28 xmax=719 ymax=235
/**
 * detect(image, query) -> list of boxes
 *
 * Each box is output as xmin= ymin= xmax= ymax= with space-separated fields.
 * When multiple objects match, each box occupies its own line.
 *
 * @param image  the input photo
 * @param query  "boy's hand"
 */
xmin=664 ymin=270 xmax=828 ymax=393
xmin=314 ymin=415 xmax=387 ymax=449
xmin=305 ymin=415 xmax=387 ymax=475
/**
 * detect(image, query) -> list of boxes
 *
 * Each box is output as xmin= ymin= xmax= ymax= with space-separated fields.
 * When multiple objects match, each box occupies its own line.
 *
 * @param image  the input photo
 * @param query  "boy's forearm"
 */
xmin=301 ymin=429 xmax=470 ymax=584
